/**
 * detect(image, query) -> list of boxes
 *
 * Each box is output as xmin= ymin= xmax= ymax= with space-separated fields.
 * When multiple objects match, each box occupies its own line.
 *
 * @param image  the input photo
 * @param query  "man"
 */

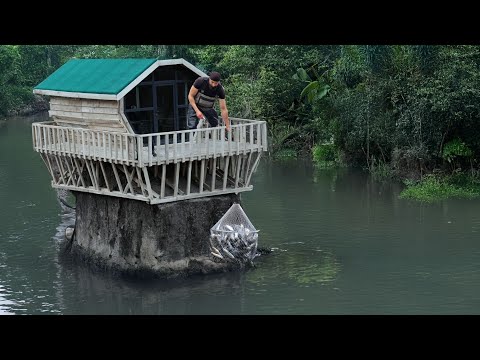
xmin=187 ymin=71 xmax=231 ymax=132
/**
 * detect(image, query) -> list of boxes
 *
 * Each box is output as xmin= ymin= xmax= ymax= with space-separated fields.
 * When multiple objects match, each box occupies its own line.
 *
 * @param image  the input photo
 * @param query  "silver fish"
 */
xmin=223 ymin=248 xmax=235 ymax=259
xmin=211 ymin=251 xmax=224 ymax=259
xmin=211 ymin=244 xmax=222 ymax=255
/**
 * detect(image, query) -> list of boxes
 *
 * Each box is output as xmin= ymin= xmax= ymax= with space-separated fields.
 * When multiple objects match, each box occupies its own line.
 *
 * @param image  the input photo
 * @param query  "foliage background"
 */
xmin=3 ymin=44 xmax=479 ymax=181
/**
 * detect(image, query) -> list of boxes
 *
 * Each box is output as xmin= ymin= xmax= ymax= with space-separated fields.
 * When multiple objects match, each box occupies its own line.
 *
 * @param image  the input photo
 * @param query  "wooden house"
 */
xmin=32 ymin=58 xmax=268 ymax=204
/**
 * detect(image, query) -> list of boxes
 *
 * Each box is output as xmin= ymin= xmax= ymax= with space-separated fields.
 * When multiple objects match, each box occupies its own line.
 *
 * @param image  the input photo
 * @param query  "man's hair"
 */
xmin=209 ymin=71 xmax=221 ymax=82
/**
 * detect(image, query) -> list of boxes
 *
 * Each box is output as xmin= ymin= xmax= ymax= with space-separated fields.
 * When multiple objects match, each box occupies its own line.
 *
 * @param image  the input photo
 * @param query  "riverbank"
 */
xmin=308 ymin=152 xmax=480 ymax=202
xmin=399 ymin=173 xmax=480 ymax=202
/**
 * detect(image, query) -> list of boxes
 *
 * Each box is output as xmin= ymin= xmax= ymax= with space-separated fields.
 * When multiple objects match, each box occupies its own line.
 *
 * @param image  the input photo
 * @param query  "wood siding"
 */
xmin=49 ymin=97 xmax=128 ymax=133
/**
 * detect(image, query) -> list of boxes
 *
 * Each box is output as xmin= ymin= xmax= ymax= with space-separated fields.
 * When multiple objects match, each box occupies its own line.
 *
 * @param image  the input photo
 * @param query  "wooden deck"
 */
xmin=32 ymin=118 xmax=267 ymax=166
xmin=32 ymin=118 xmax=267 ymax=204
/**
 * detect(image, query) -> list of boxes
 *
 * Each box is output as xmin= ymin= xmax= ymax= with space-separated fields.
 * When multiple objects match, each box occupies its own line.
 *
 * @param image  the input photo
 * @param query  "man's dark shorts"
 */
xmin=188 ymin=105 xmax=219 ymax=129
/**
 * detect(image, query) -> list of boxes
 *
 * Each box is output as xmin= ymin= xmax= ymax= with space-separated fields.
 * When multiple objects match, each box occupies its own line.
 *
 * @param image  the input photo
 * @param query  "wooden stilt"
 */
xmin=174 ymin=162 xmax=180 ymax=196
xmin=186 ymin=161 xmax=192 ymax=195
xmin=223 ymin=156 xmax=230 ymax=190
xmin=99 ymin=161 xmax=111 ymax=191
xmin=135 ymin=167 xmax=146 ymax=196
xmin=200 ymin=159 xmax=205 ymax=193
xmin=160 ymin=164 xmax=166 ymax=199
xmin=142 ymin=167 xmax=152 ymax=199
xmin=211 ymin=157 xmax=217 ymax=191
xmin=235 ymin=155 xmax=241 ymax=189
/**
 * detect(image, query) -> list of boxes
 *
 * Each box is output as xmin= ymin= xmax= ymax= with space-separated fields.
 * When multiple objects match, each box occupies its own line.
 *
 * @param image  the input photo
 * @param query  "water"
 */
xmin=2 ymin=113 xmax=480 ymax=314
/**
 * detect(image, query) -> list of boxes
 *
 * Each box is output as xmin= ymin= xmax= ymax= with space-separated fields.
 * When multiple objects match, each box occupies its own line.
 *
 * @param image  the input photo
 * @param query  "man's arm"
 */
xmin=188 ymin=86 xmax=204 ymax=118
xmin=219 ymin=98 xmax=230 ymax=131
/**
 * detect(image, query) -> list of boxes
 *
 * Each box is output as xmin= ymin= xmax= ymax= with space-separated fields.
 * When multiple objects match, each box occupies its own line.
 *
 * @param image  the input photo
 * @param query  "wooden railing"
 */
xmin=32 ymin=117 xmax=268 ymax=167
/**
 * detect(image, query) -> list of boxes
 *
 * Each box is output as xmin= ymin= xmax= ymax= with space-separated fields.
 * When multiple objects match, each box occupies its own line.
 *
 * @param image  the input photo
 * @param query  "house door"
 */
xmin=155 ymin=84 xmax=176 ymax=133
xmin=154 ymin=82 xmax=188 ymax=143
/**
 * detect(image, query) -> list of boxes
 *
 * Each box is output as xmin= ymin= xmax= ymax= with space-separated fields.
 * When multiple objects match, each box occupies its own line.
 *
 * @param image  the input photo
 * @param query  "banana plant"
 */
xmin=293 ymin=67 xmax=331 ymax=104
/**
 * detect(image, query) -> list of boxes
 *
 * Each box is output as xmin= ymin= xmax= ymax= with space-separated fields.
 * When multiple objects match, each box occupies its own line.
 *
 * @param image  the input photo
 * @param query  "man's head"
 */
xmin=208 ymin=71 xmax=221 ymax=87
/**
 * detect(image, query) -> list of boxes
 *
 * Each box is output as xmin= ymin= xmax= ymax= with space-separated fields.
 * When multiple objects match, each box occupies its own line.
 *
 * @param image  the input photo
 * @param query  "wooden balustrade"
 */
xmin=32 ymin=117 xmax=268 ymax=204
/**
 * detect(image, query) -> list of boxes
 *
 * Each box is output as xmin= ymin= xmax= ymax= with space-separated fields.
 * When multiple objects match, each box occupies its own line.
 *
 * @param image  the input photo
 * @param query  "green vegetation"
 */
xmin=312 ymin=143 xmax=337 ymax=168
xmin=400 ymin=173 xmax=480 ymax=202
xmin=369 ymin=158 xmax=393 ymax=181
xmin=442 ymin=138 xmax=473 ymax=173
xmin=4 ymin=44 xmax=480 ymax=200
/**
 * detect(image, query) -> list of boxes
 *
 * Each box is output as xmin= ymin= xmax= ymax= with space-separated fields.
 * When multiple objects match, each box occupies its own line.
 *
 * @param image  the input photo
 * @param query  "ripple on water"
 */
xmin=0 ymin=285 xmax=16 ymax=315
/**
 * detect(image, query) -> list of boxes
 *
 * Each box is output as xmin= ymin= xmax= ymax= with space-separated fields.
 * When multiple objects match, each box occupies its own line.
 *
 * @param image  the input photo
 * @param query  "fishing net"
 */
xmin=210 ymin=203 xmax=259 ymax=264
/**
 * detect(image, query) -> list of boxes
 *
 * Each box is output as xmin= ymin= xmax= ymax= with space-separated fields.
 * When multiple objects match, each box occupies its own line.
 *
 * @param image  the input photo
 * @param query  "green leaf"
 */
xmin=316 ymin=85 xmax=330 ymax=100
xmin=294 ymin=68 xmax=311 ymax=82
xmin=300 ymin=81 xmax=319 ymax=99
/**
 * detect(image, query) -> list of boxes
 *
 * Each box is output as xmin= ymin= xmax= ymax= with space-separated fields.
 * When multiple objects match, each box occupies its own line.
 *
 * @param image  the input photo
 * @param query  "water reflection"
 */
xmin=56 ymin=255 xmax=250 ymax=314
xmin=247 ymin=248 xmax=340 ymax=286
xmin=0 ymin=284 xmax=15 ymax=315
xmin=0 ymin=243 xmax=15 ymax=314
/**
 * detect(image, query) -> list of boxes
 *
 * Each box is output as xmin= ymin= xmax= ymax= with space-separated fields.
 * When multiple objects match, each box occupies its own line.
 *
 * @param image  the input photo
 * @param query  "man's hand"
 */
xmin=225 ymin=120 xmax=231 ymax=132
xmin=196 ymin=111 xmax=204 ymax=119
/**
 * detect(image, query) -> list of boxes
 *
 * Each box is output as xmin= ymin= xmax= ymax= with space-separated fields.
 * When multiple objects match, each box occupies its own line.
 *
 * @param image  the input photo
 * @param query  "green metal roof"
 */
xmin=34 ymin=58 xmax=157 ymax=95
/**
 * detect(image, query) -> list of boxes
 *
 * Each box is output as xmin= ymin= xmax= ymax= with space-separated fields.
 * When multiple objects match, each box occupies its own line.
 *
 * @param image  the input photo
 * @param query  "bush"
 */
xmin=312 ymin=143 xmax=337 ymax=167
xmin=399 ymin=173 xmax=480 ymax=202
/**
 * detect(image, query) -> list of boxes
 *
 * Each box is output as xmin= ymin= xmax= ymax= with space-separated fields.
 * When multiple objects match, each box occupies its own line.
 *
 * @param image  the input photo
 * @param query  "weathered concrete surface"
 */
xmin=61 ymin=192 xmax=242 ymax=278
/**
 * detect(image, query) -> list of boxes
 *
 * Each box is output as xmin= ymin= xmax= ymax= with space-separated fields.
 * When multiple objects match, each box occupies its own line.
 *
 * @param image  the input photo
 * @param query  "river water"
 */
xmin=2 ymin=113 xmax=480 ymax=314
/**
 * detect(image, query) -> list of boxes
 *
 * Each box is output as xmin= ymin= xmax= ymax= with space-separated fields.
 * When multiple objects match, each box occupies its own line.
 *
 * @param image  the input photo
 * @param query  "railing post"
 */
xmin=148 ymin=135 xmax=153 ymax=166
xmin=137 ymin=135 xmax=143 ymax=167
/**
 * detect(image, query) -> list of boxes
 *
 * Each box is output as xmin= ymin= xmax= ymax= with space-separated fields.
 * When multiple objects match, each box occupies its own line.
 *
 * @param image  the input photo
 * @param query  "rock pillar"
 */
xmin=62 ymin=192 xmax=241 ymax=278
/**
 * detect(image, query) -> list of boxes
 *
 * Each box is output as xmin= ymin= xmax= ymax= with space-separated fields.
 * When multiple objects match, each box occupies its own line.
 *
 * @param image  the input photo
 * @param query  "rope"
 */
xmin=58 ymin=196 xmax=76 ymax=210
xmin=56 ymin=189 xmax=76 ymax=210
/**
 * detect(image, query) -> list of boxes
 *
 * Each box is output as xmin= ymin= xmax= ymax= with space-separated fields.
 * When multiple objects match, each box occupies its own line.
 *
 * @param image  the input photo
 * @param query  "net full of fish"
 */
xmin=209 ymin=203 xmax=259 ymax=264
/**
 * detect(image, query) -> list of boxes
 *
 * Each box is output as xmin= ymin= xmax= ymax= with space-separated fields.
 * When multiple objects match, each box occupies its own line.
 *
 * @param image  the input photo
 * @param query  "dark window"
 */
xmin=156 ymin=85 xmax=175 ymax=133
xmin=178 ymin=108 xmax=187 ymax=130
xmin=138 ymin=85 xmax=153 ymax=108
xmin=127 ymin=110 xmax=154 ymax=134
xmin=124 ymin=86 xmax=153 ymax=109
xmin=124 ymin=90 xmax=137 ymax=109
xmin=177 ymin=82 xmax=186 ymax=105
